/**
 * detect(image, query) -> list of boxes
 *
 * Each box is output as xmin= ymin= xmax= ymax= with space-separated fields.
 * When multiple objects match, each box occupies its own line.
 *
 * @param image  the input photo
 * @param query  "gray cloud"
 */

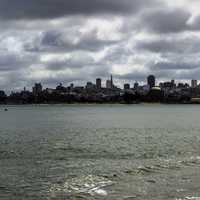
xmin=189 ymin=15 xmax=200 ymax=30
xmin=136 ymin=39 xmax=177 ymax=53
xmin=115 ymin=73 xmax=147 ymax=82
xmin=45 ymin=54 xmax=95 ymax=71
xmin=0 ymin=0 xmax=156 ymax=20
xmin=135 ymin=37 xmax=200 ymax=54
xmin=140 ymin=8 xmax=191 ymax=33
xmin=0 ymin=53 xmax=38 ymax=72
xmin=24 ymin=29 xmax=119 ymax=53
xmin=1 ymin=0 xmax=200 ymax=92
xmin=151 ymin=61 xmax=200 ymax=70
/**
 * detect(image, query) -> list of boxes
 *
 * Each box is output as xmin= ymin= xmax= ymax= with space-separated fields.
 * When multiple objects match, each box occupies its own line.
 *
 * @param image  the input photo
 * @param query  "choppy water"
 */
xmin=1 ymin=104 xmax=200 ymax=200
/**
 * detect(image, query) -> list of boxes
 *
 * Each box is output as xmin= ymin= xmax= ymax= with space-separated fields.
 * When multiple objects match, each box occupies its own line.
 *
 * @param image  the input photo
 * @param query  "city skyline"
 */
xmin=2 ymin=74 xmax=200 ymax=94
xmin=1 ymin=73 xmax=200 ymax=94
xmin=1 ymin=73 xmax=200 ymax=104
xmin=1 ymin=1 xmax=200 ymax=92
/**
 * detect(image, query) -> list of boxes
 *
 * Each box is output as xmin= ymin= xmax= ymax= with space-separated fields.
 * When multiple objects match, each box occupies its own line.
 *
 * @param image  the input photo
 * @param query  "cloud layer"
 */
xmin=0 ymin=0 xmax=153 ymax=20
xmin=1 ymin=0 xmax=200 ymax=91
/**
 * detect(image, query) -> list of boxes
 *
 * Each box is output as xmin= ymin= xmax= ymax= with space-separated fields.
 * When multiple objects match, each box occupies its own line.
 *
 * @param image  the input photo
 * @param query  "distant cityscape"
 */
xmin=1 ymin=75 xmax=200 ymax=104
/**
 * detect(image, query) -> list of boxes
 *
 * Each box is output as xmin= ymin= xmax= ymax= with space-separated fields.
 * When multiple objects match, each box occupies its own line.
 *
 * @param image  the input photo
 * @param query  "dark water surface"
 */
xmin=1 ymin=104 xmax=200 ymax=200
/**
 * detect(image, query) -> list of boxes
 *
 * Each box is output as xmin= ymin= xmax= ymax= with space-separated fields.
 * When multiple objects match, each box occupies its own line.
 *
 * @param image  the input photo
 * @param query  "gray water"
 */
xmin=1 ymin=104 xmax=200 ymax=200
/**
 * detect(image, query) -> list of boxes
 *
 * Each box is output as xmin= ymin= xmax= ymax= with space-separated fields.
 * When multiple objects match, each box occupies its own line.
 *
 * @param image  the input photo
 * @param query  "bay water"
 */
xmin=0 ymin=104 xmax=200 ymax=199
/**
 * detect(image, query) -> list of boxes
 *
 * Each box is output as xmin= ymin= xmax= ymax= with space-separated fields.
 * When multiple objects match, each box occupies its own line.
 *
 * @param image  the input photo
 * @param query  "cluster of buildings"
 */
xmin=1 ymin=75 xmax=200 ymax=104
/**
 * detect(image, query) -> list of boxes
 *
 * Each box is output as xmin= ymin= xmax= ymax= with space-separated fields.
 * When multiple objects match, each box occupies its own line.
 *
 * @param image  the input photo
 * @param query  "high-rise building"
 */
xmin=70 ymin=83 xmax=74 ymax=89
xmin=134 ymin=82 xmax=139 ymax=90
xmin=147 ymin=75 xmax=155 ymax=88
xmin=106 ymin=75 xmax=114 ymax=89
xmin=191 ymin=80 xmax=198 ymax=88
xmin=171 ymin=80 xmax=176 ymax=88
xmin=32 ymin=83 xmax=42 ymax=95
xmin=124 ymin=83 xmax=130 ymax=90
xmin=111 ymin=75 xmax=113 ymax=88
xmin=0 ymin=90 xmax=6 ymax=98
xmin=106 ymin=80 xmax=112 ymax=89
xmin=86 ymin=82 xmax=94 ymax=89
xmin=0 ymin=90 xmax=6 ymax=102
xmin=96 ymin=78 xmax=102 ymax=89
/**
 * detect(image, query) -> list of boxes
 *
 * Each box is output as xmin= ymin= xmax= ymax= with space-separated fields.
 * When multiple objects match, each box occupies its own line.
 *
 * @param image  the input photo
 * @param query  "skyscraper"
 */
xmin=32 ymin=83 xmax=42 ymax=95
xmin=191 ymin=80 xmax=197 ymax=88
xmin=124 ymin=83 xmax=130 ymax=90
xmin=106 ymin=75 xmax=114 ymax=89
xmin=106 ymin=80 xmax=112 ymax=89
xmin=111 ymin=75 xmax=113 ymax=88
xmin=96 ymin=78 xmax=102 ymax=89
xmin=147 ymin=75 xmax=155 ymax=88
xmin=134 ymin=82 xmax=139 ymax=90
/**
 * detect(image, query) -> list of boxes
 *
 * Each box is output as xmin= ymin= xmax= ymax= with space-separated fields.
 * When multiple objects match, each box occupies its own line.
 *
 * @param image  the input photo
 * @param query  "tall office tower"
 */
xmin=124 ymin=83 xmax=130 ymax=90
xmin=191 ymin=80 xmax=198 ymax=88
xmin=96 ymin=78 xmax=102 ymax=89
xmin=147 ymin=75 xmax=156 ymax=88
xmin=32 ymin=83 xmax=43 ymax=95
xmin=111 ymin=75 xmax=113 ymax=88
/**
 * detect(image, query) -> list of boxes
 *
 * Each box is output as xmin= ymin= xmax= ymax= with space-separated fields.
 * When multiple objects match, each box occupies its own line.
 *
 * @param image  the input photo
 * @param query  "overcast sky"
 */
xmin=1 ymin=0 xmax=200 ymax=92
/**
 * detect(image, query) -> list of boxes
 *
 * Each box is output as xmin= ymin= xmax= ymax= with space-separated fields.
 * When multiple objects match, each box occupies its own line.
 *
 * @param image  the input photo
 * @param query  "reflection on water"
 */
xmin=50 ymin=175 xmax=112 ymax=198
xmin=1 ymin=104 xmax=200 ymax=199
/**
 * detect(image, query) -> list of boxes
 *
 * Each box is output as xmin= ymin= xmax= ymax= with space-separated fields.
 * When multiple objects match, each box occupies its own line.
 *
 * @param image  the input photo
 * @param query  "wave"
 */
xmin=123 ymin=156 xmax=200 ymax=176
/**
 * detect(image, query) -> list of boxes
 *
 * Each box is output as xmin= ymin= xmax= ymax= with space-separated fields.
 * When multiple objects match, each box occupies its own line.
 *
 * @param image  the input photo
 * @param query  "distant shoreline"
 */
xmin=0 ymin=102 xmax=200 ymax=106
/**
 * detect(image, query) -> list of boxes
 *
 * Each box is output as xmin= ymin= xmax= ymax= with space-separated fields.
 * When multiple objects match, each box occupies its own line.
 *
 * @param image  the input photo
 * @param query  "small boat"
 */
xmin=4 ymin=108 xmax=8 ymax=111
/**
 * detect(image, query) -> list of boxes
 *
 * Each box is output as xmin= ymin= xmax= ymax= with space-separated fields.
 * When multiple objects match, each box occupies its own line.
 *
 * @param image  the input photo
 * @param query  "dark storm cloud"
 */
xmin=0 ymin=54 xmax=19 ymax=71
xmin=136 ymin=39 xmax=177 ymax=53
xmin=140 ymin=8 xmax=191 ymax=33
xmin=24 ymin=29 xmax=118 ymax=53
xmin=136 ymin=37 xmax=200 ymax=54
xmin=45 ymin=54 xmax=95 ymax=71
xmin=0 ymin=53 xmax=37 ymax=71
xmin=151 ymin=61 xmax=200 ymax=70
xmin=0 ymin=0 xmax=155 ymax=20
